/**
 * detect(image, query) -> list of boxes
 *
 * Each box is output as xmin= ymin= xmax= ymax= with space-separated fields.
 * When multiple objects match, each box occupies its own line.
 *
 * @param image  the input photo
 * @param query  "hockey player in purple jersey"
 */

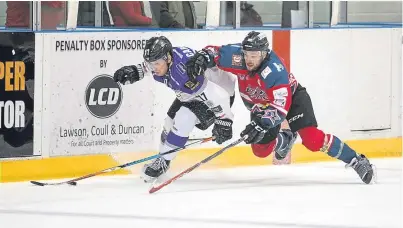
xmin=113 ymin=36 xmax=235 ymax=182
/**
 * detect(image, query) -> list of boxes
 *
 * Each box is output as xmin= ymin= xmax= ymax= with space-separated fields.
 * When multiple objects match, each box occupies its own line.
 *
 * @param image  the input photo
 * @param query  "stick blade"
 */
xmin=30 ymin=181 xmax=46 ymax=186
xmin=68 ymin=181 xmax=77 ymax=186
xmin=149 ymin=187 xmax=159 ymax=194
xmin=149 ymin=181 xmax=164 ymax=194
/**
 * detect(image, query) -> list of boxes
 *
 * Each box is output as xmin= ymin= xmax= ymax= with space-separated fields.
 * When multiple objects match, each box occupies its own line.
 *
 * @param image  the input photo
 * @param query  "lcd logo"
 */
xmin=85 ymin=74 xmax=123 ymax=119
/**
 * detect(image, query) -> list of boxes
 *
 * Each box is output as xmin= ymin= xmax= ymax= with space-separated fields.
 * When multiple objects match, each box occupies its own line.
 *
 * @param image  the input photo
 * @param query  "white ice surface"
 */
xmin=0 ymin=158 xmax=401 ymax=228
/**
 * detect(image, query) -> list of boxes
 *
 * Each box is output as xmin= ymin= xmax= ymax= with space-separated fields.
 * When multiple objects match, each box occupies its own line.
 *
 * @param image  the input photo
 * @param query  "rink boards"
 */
xmin=0 ymin=27 xmax=401 ymax=182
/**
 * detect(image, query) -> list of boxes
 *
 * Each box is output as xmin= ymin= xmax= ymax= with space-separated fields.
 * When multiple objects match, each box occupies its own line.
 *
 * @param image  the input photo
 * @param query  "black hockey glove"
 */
xmin=113 ymin=64 xmax=144 ymax=85
xmin=167 ymin=98 xmax=183 ymax=119
xmin=212 ymin=119 xmax=233 ymax=144
xmin=240 ymin=118 xmax=269 ymax=144
xmin=186 ymin=49 xmax=215 ymax=80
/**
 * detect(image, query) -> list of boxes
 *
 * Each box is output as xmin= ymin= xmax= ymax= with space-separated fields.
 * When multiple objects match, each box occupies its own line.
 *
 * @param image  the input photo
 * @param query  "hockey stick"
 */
xmin=187 ymin=137 xmax=211 ymax=142
xmin=30 ymin=137 xmax=213 ymax=187
xmin=149 ymin=135 xmax=247 ymax=194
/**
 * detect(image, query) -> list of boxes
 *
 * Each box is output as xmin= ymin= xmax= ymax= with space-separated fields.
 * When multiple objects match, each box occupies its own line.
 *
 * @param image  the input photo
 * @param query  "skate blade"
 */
xmin=369 ymin=164 xmax=378 ymax=184
xmin=140 ymin=172 xmax=170 ymax=184
xmin=140 ymin=173 xmax=155 ymax=183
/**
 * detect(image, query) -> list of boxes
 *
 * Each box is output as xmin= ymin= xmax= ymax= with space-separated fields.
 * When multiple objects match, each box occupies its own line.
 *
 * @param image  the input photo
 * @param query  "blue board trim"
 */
xmin=0 ymin=22 xmax=401 ymax=33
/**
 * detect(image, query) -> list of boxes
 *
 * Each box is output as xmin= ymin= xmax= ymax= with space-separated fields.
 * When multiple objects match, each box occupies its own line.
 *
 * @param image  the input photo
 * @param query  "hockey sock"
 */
xmin=160 ymin=131 xmax=188 ymax=160
xmin=323 ymin=135 xmax=357 ymax=164
xmin=160 ymin=129 xmax=168 ymax=143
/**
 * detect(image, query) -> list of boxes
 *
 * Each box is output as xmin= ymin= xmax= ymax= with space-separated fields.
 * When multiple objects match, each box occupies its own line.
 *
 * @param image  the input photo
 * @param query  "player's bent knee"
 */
xmin=162 ymin=117 xmax=174 ymax=132
xmin=160 ymin=117 xmax=174 ymax=143
xmin=251 ymin=141 xmax=276 ymax=158
xmin=298 ymin=127 xmax=325 ymax=152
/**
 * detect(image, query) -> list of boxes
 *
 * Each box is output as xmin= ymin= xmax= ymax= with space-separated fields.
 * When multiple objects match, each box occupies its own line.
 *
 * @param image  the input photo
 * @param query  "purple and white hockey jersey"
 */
xmin=152 ymin=47 xmax=207 ymax=102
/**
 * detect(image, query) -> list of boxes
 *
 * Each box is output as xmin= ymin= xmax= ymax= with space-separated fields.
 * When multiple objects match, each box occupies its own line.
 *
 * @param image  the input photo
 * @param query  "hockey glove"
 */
xmin=186 ymin=49 xmax=215 ymax=80
xmin=212 ymin=119 xmax=233 ymax=144
xmin=240 ymin=118 xmax=269 ymax=144
xmin=167 ymin=98 xmax=183 ymax=119
xmin=113 ymin=64 xmax=145 ymax=85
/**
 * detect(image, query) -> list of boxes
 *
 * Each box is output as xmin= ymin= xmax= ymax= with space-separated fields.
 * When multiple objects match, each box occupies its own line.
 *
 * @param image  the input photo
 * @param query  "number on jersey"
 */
xmin=180 ymin=47 xmax=195 ymax=58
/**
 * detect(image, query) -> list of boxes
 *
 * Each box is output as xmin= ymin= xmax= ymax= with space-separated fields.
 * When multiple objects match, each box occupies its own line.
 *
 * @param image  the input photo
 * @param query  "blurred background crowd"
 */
xmin=0 ymin=1 xmax=401 ymax=30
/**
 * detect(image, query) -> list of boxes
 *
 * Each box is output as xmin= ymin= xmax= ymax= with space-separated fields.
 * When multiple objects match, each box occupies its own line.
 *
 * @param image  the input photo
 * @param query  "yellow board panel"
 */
xmin=1 ymin=154 xmax=130 ymax=183
xmin=0 ymin=137 xmax=401 ymax=183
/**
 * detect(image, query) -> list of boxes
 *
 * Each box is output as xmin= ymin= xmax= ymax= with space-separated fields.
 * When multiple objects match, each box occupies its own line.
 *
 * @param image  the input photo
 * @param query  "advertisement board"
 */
xmin=40 ymin=30 xmax=274 ymax=156
xmin=0 ymin=32 xmax=36 ymax=158
xmin=40 ymin=32 xmax=158 ymax=156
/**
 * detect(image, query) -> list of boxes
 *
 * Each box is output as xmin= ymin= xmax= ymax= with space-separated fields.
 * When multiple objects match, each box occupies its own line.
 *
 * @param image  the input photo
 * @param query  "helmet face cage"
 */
xmin=241 ymin=31 xmax=269 ymax=52
xmin=143 ymin=36 xmax=172 ymax=63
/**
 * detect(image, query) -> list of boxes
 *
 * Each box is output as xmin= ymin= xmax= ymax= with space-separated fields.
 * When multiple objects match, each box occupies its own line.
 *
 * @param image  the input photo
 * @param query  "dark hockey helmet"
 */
xmin=241 ymin=31 xmax=269 ymax=52
xmin=143 ymin=36 xmax=173 ymax=62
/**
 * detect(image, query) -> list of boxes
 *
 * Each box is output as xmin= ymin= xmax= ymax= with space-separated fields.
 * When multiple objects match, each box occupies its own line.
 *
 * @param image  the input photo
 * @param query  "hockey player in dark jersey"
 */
xmin=185 ymin=31 xmax=376 ymax=184
xmin=113 ymin=36 xmax=235 ymax=182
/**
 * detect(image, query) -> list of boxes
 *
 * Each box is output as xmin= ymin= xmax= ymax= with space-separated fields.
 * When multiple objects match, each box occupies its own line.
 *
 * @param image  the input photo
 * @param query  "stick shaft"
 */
xmin=30 ymin=137 xmax=213 ymax=186
xmin=149 ymin=136 xmax=246 ymax=194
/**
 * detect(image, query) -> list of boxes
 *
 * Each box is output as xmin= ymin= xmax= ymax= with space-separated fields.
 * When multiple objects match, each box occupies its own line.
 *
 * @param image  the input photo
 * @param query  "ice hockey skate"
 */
xmin=141 ymin=157 xmax=171 ymax=183
xmin=346 ymin=154 xmax=377 ymax=184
